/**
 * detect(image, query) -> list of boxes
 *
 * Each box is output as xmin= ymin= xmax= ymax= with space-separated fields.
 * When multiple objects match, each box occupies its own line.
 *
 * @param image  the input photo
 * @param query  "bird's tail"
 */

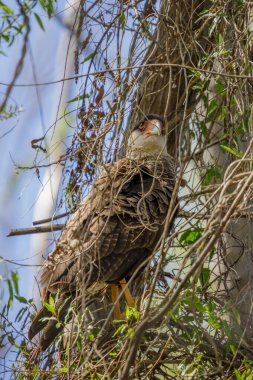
xmin=28 ymin=293 xmax=73 ymax=353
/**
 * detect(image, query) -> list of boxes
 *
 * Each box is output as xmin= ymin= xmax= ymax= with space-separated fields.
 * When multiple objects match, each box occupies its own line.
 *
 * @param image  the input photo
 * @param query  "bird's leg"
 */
xmin=120 ymin=278 xmax=134 ymax=308
xmin=42 ymin=287 xmax=49 ymax=302
xmin=111 ymin=279 xmax=134 ymax=320
xmin=111 ymin=284 xmax=121 ymax=320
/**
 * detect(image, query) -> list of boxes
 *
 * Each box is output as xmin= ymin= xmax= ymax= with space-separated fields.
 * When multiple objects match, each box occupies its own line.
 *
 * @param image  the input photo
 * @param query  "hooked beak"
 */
xmin=142 ymin=120 xmax=162 ymax=137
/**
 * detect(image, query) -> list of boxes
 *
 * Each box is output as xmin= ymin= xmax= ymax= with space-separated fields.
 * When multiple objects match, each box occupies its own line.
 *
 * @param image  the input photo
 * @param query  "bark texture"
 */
xmin=124 ymin=0 xmax=212 ymax=157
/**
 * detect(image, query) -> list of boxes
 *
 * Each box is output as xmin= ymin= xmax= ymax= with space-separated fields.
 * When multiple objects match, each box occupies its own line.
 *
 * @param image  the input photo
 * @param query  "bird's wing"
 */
xmin=29 ymin=155 xmax=175 ymax=350
xmin=40 ymin=157 xmax=139 ymax=290
xmin=40 ymin=155 xmax=174 ymax=293
xmin=29 ymin=158 xmax=138 ymax=347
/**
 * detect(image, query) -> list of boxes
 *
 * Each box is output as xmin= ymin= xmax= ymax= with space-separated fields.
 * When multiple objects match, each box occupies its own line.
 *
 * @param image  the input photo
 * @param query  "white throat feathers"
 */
xmin=126 ymin=129 xmax=168 ymax=158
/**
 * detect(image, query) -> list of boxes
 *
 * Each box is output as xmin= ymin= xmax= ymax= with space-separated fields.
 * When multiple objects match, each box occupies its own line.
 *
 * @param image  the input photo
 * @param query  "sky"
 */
xmin=0 ymin=1 xmax=135 ymax=375
xmin=0 ymin=1 xmax=75 ymax=288
xmin=0 ymin=1 xmax=79 ymax=374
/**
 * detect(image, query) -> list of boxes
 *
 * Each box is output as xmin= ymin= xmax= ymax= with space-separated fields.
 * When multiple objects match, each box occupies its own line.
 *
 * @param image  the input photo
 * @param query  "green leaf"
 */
xmin=49 ymin=293 xmax=55 ymax=308
xmin=220 ymin=145 xmax=243 ymax=158
xmin=113 ymin=323 xmax=127 ymax=336
xmin=202 ymin=166 xmax=222 ymax=186
xmin=14 ymin=295 xmax=28 ymax=304
xmin=76 ymin=335 xmax=82 ymax=349
xmin=47 ymin=0 xmax=54 ymax=18
xmin=39 ymin=0 xmax=54 ymax=18
xmin=34 ymin=13 xmax=45 ymax=31
xmin=59 ymin=368 xmax=68 ymax=373
xmin=44 ymin=302 xmax=55 ymax=314
xmin=0 ymin=3 xmax=13 ymax=15
xmin=109 ymin=352 xmax=118 ymax=357
xmin=125 ymin=304 xmax=131 ymax=318
xmin=2 ymin=34 xmax=9 ymax=43
xmin=218 ymin=105 xmax=227 ymax=121
xmin=194 ymin=300 xmax=205 ymax=313
xmin=15 ymin=306 xmax=28 ymax=323
xmin=119 ymin=12 xmax=126 ymax=28
xmin=39 ymin=0 xmax=46 ymax=10
xmin=67 ymin=94 xmax=89 ymax=103
xmin=199 ymin=267 xmax=210 ymax=288
xmin=127 ymin=327 xmax=134 ymax=337
xmin=80 ymin=52 xmax=96 ymax=64
xmin=229 ymin=343 xmax=236 ymax=355
xmin=218 ymin=33 xmax=224 ymax=47
xmin=65 ymin=184 xmax=73 ymax=209
xmin=235 ymin=0 xmax=243 ymax=8
xmin=214 ymin=79 xmax=225 ymax=95
xmin=11 ymin=271 xmax=19 ymax=294
xmin=7 ymin=335 xmax=15 ymax=345
xmin=180 ymin=229 xmax=202 ymax=245
xmin=7 ymin=279 xmax=13 ymax=307
xmin=44 ymin=294 xmax=56 ymax=314
xmin=58 ymin=296 xmax=71 ymax=314
xmin=88 ymin=333 xmax=95 ymax=342
xmin=199 ymin=121 xmax=208 ymax=138
xmin=234 ymin=369 xmax=241 ymax=380
xmin=207 ymin=98 xmax=218 ymax=120
xmin=191 ymin=69 xmax=201 ymax=78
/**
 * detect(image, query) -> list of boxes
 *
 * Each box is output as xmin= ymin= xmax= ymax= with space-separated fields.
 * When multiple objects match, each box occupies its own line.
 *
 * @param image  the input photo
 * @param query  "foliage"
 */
xmin=0 ymin=0 xmax=55 ymax=51
xmin=0 ymin=0 xmax=57 ymax=117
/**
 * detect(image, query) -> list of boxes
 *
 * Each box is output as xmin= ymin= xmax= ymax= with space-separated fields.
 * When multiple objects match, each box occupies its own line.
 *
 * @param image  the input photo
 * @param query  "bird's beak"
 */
xmin=143 ymin=120 xmax=162 ymax=137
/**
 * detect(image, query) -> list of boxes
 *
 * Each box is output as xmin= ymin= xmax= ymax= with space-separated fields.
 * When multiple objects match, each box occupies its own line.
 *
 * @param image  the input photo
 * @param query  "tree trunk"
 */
xmin=123 ymin=0 xmax=212 ymax=157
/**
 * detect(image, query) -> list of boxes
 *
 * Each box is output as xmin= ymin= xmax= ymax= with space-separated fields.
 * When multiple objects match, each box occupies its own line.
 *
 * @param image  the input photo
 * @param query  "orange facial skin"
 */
xmin=142 ymin=120 xmax=161 ymax=137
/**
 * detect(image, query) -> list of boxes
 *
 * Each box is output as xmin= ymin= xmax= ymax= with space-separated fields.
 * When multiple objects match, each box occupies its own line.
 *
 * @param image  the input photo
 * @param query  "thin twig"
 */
xmin=7 ymin=224 xmax=65 ymax=237
xmin=1 ymin=62 xmax=253 ymax=88
xmin=33 ymin=210 xmax=73 ymax=225
xmin=0 ymin=1 xmax=30 ymax=113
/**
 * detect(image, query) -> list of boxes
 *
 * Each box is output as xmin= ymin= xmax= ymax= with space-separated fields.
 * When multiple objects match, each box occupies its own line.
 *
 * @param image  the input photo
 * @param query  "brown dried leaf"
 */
xmin=31 ymin=137 xmax=47 ymax=153
xmin=95 ymin=86 xmax=104 ymax=106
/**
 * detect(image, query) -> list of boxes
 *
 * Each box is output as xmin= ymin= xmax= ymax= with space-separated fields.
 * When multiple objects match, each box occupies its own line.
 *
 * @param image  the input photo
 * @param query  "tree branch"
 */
xmin=7 ymin=224 xmax=65 ymax=237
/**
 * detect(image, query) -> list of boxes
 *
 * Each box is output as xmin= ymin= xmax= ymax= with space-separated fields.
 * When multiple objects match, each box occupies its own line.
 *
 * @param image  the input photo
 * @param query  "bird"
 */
xmin=28 ymin=114 xmax=176 ymax=354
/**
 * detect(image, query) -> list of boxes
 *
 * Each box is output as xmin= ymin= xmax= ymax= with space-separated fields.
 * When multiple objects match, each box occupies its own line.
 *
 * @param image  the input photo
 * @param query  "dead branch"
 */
xmin=7 ymin=224 xmax=65 ymax=237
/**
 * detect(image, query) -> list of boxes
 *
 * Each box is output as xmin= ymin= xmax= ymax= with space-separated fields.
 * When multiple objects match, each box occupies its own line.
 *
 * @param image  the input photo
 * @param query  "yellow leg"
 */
xmin=111 ymin=284 xmax=121 ymax=319
xmin=120 ymin=278 xmax=134 ymax=308
xmin=42 ymin=287 xmax=48 ymax=302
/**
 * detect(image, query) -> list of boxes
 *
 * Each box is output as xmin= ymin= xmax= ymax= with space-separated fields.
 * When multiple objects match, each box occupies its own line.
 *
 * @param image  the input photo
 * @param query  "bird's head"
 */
xmin=127 ymin=114 xmax=167 ymax=157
